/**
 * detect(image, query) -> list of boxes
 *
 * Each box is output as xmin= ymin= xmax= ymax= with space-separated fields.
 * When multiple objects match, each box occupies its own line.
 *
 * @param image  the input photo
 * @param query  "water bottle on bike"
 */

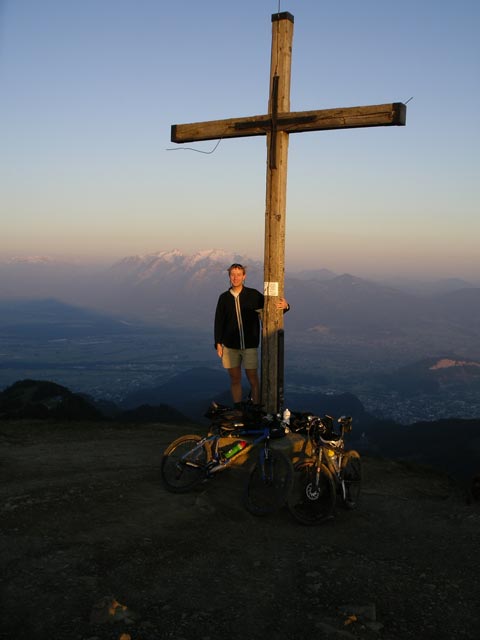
xmin=222 ymin=440 xmax=248 ymax=460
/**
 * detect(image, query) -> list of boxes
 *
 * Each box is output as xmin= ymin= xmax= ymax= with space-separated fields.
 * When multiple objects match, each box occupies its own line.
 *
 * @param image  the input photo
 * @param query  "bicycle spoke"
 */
xmin=161 ymin=435 xmax=210 ymax=493
xmin=287 ymin=462 xmax=336 ymax=525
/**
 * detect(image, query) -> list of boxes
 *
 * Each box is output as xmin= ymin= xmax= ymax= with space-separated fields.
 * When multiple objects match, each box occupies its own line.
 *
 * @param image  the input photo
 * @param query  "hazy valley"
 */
xmin=1 ymin=249 xmax=480 ymax=429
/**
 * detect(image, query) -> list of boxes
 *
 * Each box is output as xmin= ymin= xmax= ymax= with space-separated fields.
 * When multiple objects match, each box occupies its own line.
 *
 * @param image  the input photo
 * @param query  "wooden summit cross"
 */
xmin=171 ymin=12 xmax=406 ymax=414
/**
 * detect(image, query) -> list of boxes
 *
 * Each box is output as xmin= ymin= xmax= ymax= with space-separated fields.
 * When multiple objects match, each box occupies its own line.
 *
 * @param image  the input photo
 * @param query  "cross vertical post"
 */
xmin=261 ymin=12 xmax=294 ymax=414
xmin=170 ymin=12 xmax=406 ymax=416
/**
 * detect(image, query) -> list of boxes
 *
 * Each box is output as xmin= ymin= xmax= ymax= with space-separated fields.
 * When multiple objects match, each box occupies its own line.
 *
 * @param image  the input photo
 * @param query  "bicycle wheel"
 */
xmin=341 ymin=450 xmax=362 ymax=509
xmin=161 ymin=434 xmax=210 ymax=493
xmin=287 ymin=461 xmax=336 ymax=525
xmin=245 ymin=449 xmax=293 ymax=516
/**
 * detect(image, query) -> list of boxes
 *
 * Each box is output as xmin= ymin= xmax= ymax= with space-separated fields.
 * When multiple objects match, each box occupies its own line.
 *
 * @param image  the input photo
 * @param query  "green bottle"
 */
xmin=224 ymin=440 xmax=248 ymax=459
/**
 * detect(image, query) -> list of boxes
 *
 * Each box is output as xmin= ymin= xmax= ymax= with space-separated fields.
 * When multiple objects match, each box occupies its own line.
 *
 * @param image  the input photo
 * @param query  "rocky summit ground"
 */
xmin=1 ymin=420 xmax=479 ymax=640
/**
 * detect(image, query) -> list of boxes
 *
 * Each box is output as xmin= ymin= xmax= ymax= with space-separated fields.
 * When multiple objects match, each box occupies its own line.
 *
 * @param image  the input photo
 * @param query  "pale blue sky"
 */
xmin=1 ymin=0 xmax=479 ymax=279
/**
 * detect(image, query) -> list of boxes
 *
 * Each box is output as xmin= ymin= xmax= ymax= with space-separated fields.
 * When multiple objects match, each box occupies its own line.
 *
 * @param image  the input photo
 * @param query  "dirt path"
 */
xmin=1 ymin=420 xmax=479 ymax=640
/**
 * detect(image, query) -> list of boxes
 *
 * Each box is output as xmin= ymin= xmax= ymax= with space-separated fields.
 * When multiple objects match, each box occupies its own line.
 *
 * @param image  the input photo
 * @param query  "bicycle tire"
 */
xmin=287 ymin=461 xmax=336 ymax=525
xmin=161 ymin=434 xmax=210 ymax=493
xmin=341 ymin=450 xmax=362 ymax=509
xmin=244 ymin=449 xmax=293 ymax=516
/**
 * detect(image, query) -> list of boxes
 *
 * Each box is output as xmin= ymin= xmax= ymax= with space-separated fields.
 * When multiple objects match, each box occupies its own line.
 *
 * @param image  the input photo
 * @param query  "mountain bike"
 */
xmin=161 ymin=402 xmax=293 ymax=516
xmin=287 ymin=413 xmax=361 ymax=525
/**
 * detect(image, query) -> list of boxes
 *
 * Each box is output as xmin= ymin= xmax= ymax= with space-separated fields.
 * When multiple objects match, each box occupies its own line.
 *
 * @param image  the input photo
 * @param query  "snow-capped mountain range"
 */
xmin=1 ymin=250 xmax=479 ymax=342
xmin=108 ymin=249 xmax=263 ymax=285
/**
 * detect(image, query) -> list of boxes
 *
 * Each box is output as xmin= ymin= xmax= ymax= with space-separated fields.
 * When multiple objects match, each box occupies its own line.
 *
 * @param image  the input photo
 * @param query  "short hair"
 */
xmin=228 ymin=263 xmax=246 ymax=275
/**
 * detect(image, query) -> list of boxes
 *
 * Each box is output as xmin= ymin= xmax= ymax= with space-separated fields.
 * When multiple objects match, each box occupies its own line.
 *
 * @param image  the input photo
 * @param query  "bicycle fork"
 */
xmin=306 ymin=450 xmax=324 ymax=500
xmin=259 ymin=442 xmax=274 ymax=484
xmin=336 ymin=453 xmax=349 ymax=502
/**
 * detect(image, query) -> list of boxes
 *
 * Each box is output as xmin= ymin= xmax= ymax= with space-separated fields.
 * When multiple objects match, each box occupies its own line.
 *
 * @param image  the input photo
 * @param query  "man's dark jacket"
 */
xmin=214 ymin=286 xmax=264 ymax=350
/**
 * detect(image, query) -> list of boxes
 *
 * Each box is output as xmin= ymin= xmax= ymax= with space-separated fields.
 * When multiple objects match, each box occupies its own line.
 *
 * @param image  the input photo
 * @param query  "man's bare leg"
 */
xmin=227 ymin=367 xmax=243 ymax=404
xmin=245 ymin=369 xmax=260 ymax=405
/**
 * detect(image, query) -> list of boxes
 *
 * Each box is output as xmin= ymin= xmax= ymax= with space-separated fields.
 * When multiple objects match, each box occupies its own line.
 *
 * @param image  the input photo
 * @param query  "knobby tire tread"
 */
xmin=287 ymin=461 xmax=336 ymax=525
xmin=341 ymin=449 xmax=362 ymax=509
xmin=161 ymin=434 xmax=210 ymax=493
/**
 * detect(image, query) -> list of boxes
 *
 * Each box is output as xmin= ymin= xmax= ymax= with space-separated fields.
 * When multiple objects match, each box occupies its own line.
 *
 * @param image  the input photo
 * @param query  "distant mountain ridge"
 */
xmin=111 ymin=249 xmax=252 ymax=276
xmin=0 ymin=298 xmax=142 ymax=339
xmin=0 ymin=379 xmax=193 ymax=424
xmin=2 ymin=249 xmax=477 ymax=298
xmin=0 ymin=249 xmax=480 ymax=370
xmin=0 ymin=379 xmax=104 ymax=421
xmin=376 ymin=356 xmax=480 ymax=396
xmin=2 ymin=250 xmax=479 ymax=333
xmin=2 ymin=377 xmax=478 ymax=481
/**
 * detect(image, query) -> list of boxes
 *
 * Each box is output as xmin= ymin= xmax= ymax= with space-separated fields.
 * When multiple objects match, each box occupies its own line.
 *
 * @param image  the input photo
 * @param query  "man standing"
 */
xmin=214 ymin=263 xmax=289 ymax=407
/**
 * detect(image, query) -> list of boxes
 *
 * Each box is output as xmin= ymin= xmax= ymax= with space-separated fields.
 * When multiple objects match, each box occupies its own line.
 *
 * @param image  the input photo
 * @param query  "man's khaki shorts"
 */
xmin=222 ymin=347 xmax=258 ymax=370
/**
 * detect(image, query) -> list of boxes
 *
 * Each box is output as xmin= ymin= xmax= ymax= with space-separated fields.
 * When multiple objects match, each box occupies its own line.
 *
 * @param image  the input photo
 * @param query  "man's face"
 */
xmin=229 ymin=268 xmax=245 ymax=287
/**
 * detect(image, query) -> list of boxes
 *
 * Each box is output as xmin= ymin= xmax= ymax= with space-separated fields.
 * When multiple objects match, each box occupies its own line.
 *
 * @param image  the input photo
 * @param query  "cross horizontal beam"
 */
xmin=171 ymin=102 xmax=406 ymax=143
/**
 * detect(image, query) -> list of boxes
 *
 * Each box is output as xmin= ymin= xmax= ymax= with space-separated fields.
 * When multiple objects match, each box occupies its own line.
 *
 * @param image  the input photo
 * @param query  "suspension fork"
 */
xmin=262 ymin=437 xmax=270 ymax=471
xmin=313 ymin=446 xmax=324 ymax=489
xmin=337 ymin=452 xmax=347 ymax=500
xmin=260 ymin=437 xmax=273 ymax=481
